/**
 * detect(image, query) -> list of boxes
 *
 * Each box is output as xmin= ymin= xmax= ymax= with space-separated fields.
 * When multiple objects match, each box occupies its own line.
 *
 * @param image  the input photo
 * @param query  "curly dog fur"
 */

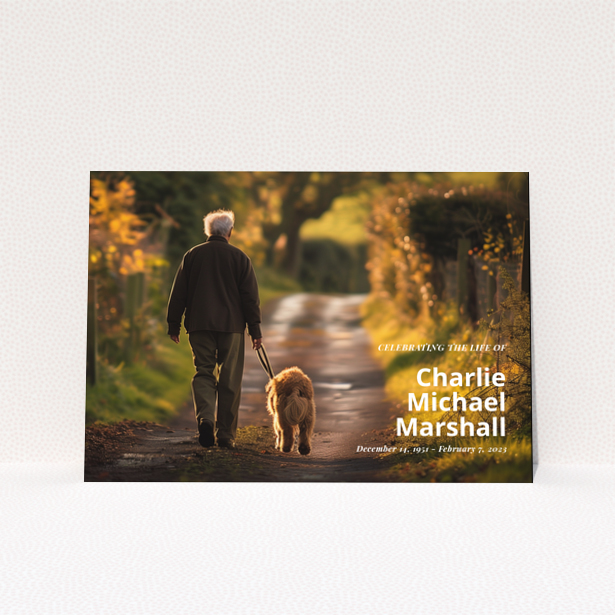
xmin=266 ymin=366 xmax=316 ymax=455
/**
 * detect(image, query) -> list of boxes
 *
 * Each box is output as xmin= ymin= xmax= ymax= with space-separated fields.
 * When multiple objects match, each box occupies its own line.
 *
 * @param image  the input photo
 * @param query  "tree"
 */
xmin=248 ymin=172 xmax=409 ymax=275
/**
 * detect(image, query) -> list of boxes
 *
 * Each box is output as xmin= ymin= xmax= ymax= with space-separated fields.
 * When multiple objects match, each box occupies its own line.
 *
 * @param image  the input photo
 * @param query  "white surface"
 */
xmin=1 ymin=2 xmax=614 ymax=613
xmin=0 ymin=463 xmax=613 ymax=614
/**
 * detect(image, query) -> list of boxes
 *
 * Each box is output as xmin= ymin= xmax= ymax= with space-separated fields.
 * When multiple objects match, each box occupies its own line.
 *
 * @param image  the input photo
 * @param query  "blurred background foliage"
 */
xmin=87 ymin=170 xmax=530 ymax=479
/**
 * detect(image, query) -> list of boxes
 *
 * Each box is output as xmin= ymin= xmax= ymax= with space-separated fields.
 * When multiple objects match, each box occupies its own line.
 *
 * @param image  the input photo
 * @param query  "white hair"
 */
xmin=204 ymin=210 xmax=235 ymax=237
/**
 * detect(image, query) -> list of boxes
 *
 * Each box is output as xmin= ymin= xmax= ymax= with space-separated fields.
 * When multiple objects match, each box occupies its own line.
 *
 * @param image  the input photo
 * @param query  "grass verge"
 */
xmin=86 ymin=272 xmax=301 ymax=425
xmin=382 ymin=436 xmax=532 ymax=483
xmin=85 ymin=334 xmax=195 ymax=425
xmin=254 ymin=265 xmax=303 ymax=305
xmin=360 ymin=295 xmax=532 ymax=482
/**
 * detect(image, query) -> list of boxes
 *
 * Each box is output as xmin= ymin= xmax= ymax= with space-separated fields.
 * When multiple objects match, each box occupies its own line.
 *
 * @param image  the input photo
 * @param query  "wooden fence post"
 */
xmin=457 ymin=238 xmax=471 ymax=317
xmin=87 ymin=276 xmax=98 ymax=386
xmin=521 ymin=219 xmax=530 ymax=295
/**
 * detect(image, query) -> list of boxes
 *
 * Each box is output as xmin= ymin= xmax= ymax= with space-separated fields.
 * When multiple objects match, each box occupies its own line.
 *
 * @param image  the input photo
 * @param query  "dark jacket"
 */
xmin=166 ymin=235 xmax=262 ymax=339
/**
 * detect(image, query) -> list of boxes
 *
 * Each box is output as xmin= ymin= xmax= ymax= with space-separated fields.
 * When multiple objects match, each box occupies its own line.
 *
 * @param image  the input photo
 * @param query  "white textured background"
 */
xmin=1 ymin=2 xmax=614 ymax=614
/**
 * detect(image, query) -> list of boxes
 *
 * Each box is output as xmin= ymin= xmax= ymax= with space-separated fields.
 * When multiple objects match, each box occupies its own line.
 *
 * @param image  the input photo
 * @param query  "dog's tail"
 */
xmin=284 ymin=390 xmax=309 ymax=425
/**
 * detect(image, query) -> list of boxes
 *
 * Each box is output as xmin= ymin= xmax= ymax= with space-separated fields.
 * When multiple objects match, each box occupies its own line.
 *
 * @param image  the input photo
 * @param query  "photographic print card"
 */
xmin=85 ymin=171 xmax=532 ymax=482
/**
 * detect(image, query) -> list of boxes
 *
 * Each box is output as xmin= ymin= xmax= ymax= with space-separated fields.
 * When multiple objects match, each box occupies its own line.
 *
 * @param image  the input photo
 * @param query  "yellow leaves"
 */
xmin=482 ymin=226 xmax=517 ymax=263
xmin=302 ymin=184 xmax=318 ymax=203
xmin=118 ymin=251 xmax=146 ymax=275
xmin=89 ymin=179 xmax=108 ymax=215
xmin=149 ymin=257 xmax=169 ymax=269
xmin=116 ymin=179 xmax=136 ymax=204
xmin=89 ymin=176 xmax=151 ymax=280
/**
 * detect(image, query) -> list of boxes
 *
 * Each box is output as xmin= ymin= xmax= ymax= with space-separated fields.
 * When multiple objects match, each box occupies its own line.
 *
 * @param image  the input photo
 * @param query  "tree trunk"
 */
xmin=282 ymin=218 xmax=304 ymax=277
xmin=87 ymin=276 xmax=98 ymax=386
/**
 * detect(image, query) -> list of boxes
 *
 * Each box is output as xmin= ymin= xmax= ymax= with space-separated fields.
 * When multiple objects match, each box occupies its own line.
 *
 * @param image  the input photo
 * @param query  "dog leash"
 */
xmin=256 ymin=345 xmax=275 ymax=381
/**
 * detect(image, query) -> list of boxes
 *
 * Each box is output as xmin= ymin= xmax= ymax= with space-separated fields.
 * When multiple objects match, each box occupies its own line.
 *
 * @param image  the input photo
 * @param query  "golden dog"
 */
xmin=266 ymin=366 xmax=316 ymax=455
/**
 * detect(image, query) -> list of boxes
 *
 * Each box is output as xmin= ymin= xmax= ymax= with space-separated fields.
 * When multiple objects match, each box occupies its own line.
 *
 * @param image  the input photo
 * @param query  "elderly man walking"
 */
xmin=166 ymin=210 xmax=262 ymax=449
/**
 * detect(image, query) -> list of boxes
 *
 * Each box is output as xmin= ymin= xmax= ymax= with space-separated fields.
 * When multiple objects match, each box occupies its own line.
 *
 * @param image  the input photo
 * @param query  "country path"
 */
xmin=85 ymin=294 xmax=398 ymax=482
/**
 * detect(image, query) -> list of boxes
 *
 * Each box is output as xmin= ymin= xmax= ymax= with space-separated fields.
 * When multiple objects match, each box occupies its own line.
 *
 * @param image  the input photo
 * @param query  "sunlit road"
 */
xmin=95 ymin=293 xmax=399 ymax=482
xmin=86 ymin=294 xmax=396 ymax=482
xmin=173 ymin=293 xmax=394 ymax=434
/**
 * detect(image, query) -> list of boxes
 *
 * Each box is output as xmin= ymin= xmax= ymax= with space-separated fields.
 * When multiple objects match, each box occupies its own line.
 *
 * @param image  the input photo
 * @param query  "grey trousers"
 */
xmin=188 ymin=330 xmax=245 ymax=441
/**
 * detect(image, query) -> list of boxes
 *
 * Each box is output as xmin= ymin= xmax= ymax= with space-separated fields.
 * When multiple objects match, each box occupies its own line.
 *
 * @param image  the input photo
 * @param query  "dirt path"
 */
xmin=85 ymin=294 xmax=397 ymax=482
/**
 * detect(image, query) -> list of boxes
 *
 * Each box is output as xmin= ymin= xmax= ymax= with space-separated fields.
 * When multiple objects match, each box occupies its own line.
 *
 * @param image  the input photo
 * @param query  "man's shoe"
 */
xmin=217 ymin=438 xmax=236 ymax=449
xmin=198 ymin=421 xmax=215 ymax=448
